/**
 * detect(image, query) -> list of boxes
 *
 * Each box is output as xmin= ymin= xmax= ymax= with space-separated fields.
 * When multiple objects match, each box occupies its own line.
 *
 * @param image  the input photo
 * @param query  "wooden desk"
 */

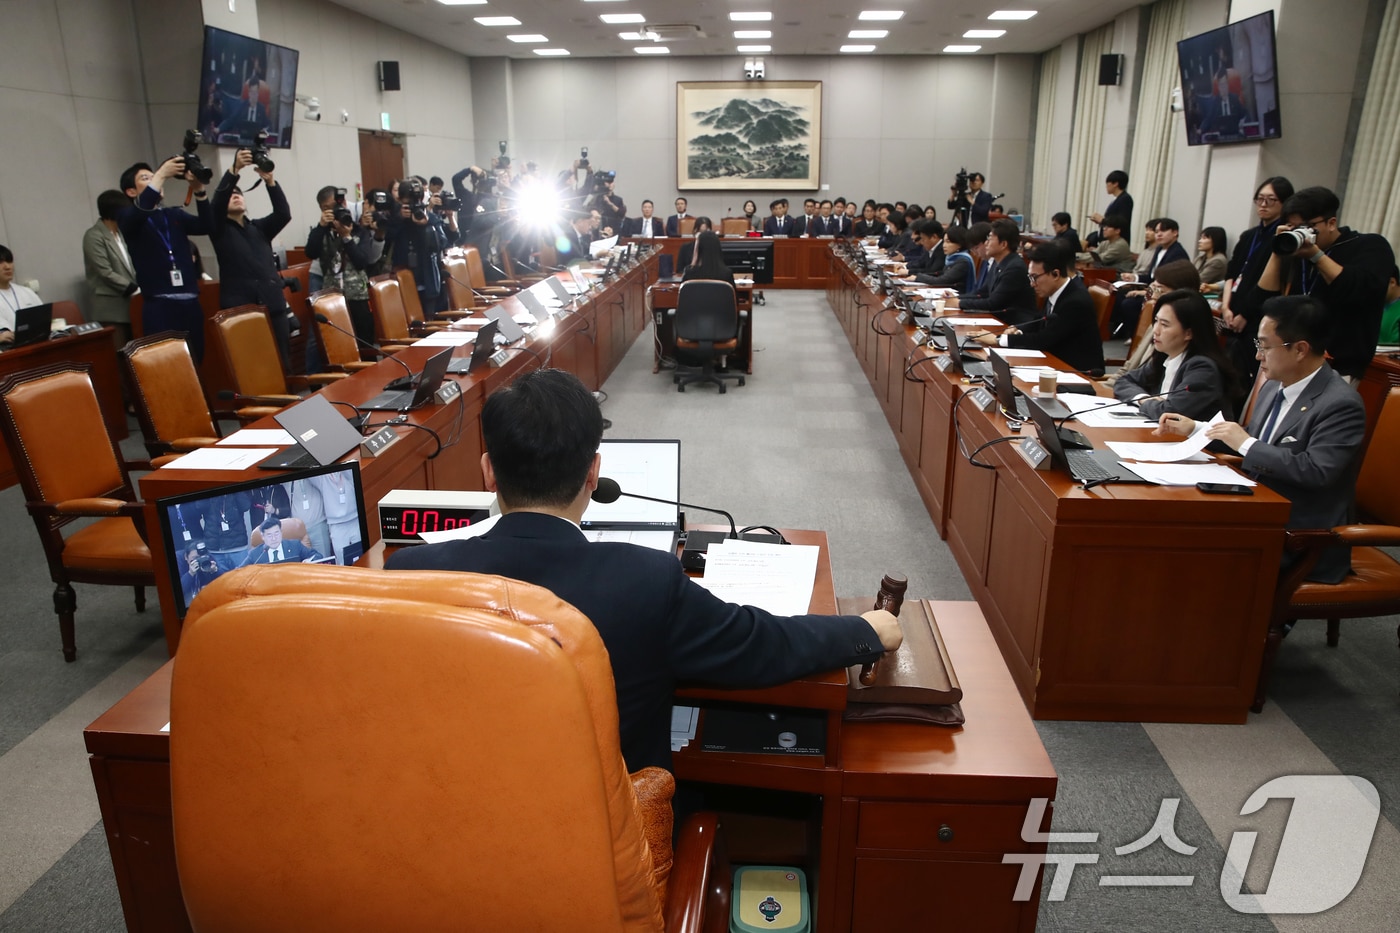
xmin=0 ymin=326 xmax=127 ymax=489
xmin=630 ymin=235 xmax=838 ymax=289
xmin=647 ymin=280 xmax=755 ymax=374
xmin=86 ymin=526 xmax=1054 ymax=933
xmin=828 ymin=244 xmax=1291 ymax=723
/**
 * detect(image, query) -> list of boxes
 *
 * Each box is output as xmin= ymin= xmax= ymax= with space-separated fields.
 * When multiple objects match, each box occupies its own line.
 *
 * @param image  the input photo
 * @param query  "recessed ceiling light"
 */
xmin=734 ymin=30 xmax=772 ymax=39
xmin=507 ymin=34 xmax=549 ymax=43
xmin=857 ymin=10 xmax=904 ymax=20
xmin=848 ymin=29 xmax=888 ymax=39
xmin=943 ymin=44 xmax=981 ymax=53
xmin=583 ymin=0 xmax=626 ymax=3
xmin=600 ymin=13 xmax=645 ymax=24
xmin=434 ymin=0 xmax=486 ymax=5
xmin=618 ymin=31 xmax=646 ymax=40
xmin=533 ymin=48 xmax=571 ymax=56
xmin=474 ymin=16 xmax=521 ymax=26
xmin=964 ymin=29 xmax=1006 ymax=38
xmin=988 ymin=10 xmax=1038 ymax=20
xmin=736 ymin=44 xmax=771 ymax=52
xmin=635 ymin=46 xmax=669 ymax=54
xmin=841 ymin=44 xmax=877 ymax=53
xmin=730 ymin=11 xmax=773 ymax=22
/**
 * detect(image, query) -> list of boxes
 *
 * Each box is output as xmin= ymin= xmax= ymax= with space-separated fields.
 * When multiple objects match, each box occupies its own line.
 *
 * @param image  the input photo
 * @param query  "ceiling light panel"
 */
xmin=841 ymin=44 xmax=877 ymax=53
xmin=964 ymin=29 xmax=1006 ymax=38
xmin=507 ymin=34 xmax=549 ymax=42
xmin=533 ymin=48 xmax=571 ymax=55
xmin=475 ymin=16 xmax=522 ymax=26
xmin=988 ymin=10 xmax=1038 ymax=20
xmin=943 ymin=44 xmax=981 ymax=53
xmin=635 ymin=46 xmax=670 ymax=54
xmin=736 ymin=45 xmax=771 ymax=52
xmin=730 ymin=11 xmax=773 ymax=21
xmin=848 ymin=29 xmax=888 ymax=39
xmin=858 ymin=10 xmax=904 ymax=20
xmin=733 ymin=30 xmax=772 ymax=39
xmin=600 ymin=13 xmax=646 ymax=23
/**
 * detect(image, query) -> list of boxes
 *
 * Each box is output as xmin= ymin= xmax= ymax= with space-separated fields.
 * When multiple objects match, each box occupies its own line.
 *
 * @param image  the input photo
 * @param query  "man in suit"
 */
xmin=624 ymin=199 xmax=662 ymax=238
xmin=793 ymin=198 xmax=817 ymax=237
xmin=386 ymin=369 xmax=902 ymax=773
xmin=1050 ymin=212 xmax=1081 ymax=258
xmin=906 ymin=221 xmax=946 ymax=276
xmin=809 ymin=200 xmax=838 ymax=236
xmin=1156 ymin=296 xmax=1366 ymax=583
xmin=1125 ymin=218 xmax=1190 ymax=284
xmin=973 ymin=243 xmax=1105 ymax=375
xmin=244 ymin=517 xmax=325 ymax=565
xmin=1087 ymin=169 xmax=1133 ymax=247
xmin=664 ymin=197 xmax=690 ymax=238
xmin=82 ymin=189 xmax=140 ymax=350
xmin=762 ymin=198 xmax=795 ymax=236
xmin=951 ymin=219 xmax=1037 ymax=322
xmin=559 ymin=212 xmax=593 ymax=265
xmin=830 ymin=200 xmax=853 ymax=237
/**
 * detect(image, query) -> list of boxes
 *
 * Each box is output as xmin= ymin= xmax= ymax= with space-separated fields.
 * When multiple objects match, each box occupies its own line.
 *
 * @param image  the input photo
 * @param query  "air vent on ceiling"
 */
xmin=642 ymin=24 xmax=705 ymax=42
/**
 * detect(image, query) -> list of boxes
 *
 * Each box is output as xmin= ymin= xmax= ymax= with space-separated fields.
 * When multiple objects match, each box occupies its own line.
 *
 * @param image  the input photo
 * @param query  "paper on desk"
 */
xmin=691 ymin=540 xmax=819 ymax=617
xmin=589 ymin=235 xmax=619 ymax=257
xmin=990 ymin=348 xmax=1047 ymax=359
xmin=416 ymin=513 xmax=501 ymax=544
xmin=159 ymin=447 xmax=278 ymax=470
xmin=412 ymin=331 xmax=476 ymax=346
xmin=584 ymin=529 xmax=676 ymax=553
xmin=671 ymin=705 xmax=699 ymax=751
xmin=939 ymin=316 xmax=1002 ymax=326
xmin=216 ymin=428 xmax=295 ymax=446
xmin=1011 ymin=366 xmax=1090 ymax=385
xmin=1104 ymin=412 xmax=1223 ymax=462
xmin=735 ymin=277 xmax=754 ymax=286
xmin=160 ymin=722 xmax=170 ymax=733
xmin=1058 ymin=394 xmax=1157 ymax=428
xmin=1123 ymin=462 xmax=1257 ymax=487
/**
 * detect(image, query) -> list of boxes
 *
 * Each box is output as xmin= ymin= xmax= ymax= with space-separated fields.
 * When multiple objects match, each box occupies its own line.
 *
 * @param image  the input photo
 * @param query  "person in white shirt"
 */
xmin=0 ymin=245 xmax=44 ymax=346
xmin=1113 ymin=289 xmax=1239 ymax=421
xmin=628 ymin=200 xmax=661 ymax=238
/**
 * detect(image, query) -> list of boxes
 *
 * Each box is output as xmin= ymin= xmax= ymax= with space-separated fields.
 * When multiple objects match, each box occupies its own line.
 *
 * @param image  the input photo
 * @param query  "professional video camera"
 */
xmin=1273 ymin=225 xmax=1317 ymax=256
xmin=578 ymin=146 xmax=590 ymax=169
xmin=249 ymin=129 xmax=276 ymax=173
xmin=951 ymin=167 xmax=969 ymax=199
xmin=591 ymin=169 xmax=616 ymax=193
xmin=174 ymin=129 xmax=214 ymax=184
xmin=399 ymin=178 xmax=427 ymax=221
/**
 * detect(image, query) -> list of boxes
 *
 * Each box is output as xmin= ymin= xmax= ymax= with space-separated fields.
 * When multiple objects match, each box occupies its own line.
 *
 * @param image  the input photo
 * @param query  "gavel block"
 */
xmin=840 ymin=573 xmax=963 ymax=708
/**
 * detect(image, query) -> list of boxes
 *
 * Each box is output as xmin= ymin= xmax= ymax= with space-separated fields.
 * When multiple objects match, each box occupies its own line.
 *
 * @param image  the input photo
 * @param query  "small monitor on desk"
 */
xmin=581 ymin=439 xmax=681 ymax=530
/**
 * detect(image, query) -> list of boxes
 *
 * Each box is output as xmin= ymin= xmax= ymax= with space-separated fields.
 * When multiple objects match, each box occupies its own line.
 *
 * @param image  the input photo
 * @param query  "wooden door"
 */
xmin=358 ymin=131 xmax=405 ymax=192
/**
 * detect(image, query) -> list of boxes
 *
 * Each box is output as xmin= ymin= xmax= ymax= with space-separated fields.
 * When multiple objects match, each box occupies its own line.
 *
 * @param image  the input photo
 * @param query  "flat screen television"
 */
xmin=1177 ymin=11 xmax=1281 ymax=147
xmin=196 ymin=25 xmax=299 ymax=149
xmin=155 ymin=461 xmax=368 ymax=619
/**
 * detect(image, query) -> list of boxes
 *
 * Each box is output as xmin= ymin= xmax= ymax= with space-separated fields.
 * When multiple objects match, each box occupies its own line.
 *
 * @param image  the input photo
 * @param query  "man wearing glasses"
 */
xmin=1156 ymin=296 xmax=1365 ymax=584
xmin=1255 ymin=186 xmax=1395 ymax=380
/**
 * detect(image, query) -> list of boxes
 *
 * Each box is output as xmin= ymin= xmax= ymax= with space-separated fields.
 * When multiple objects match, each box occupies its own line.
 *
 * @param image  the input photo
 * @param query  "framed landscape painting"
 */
xmin=676 ymin=81 xmax=822 ymax=190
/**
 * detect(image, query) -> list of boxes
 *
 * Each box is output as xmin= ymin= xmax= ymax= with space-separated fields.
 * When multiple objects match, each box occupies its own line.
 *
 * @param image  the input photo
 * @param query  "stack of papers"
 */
xmin=940 ymin=316 xmax=1002 ymax=326
xmin=671 ymin=706 xmax=699 ymax=751
xmin=413 ymin=331 xmax=477 ymax=347
xmin=1056 ymin=393 xmax=1156 ymax=428
xmin=1104 ymin=413 xmax=1222 ymax=462
xmin=691 ymin=540 xmax=819 ymax=616
xmin=1011 ymin=366 xmax=1090 ymax=385
xmin=1124 ymin=462 xmax=1257 ymax=486
xmin=160 ymin=447 xmax=278 ymax=470
xmin=216 ymin=428 xmax=295 ymax=446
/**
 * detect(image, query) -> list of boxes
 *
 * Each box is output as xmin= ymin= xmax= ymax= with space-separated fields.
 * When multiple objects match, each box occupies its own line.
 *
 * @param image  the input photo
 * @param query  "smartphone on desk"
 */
xmin=1196 ymin=482 xmax=1253 ymax=495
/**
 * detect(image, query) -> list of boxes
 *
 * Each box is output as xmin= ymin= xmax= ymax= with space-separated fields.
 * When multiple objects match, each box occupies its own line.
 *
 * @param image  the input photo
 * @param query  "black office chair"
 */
xmin=670 ymin=280 xmax=746 ymax=393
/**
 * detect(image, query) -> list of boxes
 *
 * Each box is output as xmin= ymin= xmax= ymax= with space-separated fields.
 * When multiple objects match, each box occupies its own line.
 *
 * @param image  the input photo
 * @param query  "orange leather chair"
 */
xmin=0 ymin=363 xmax=154 ymax=661
xmin=310 ymin=293 xmax=379 ymax=375
xmin=367 ymin=276 xmax=426 ymax=348
xmin=720 ymin=217 xmax=750 ymax=236
xmin=441 ymin=252 xmax=487 ymax=313
xmin=247 ymin=517 xmax=312 ymax=549
xmin=1252 ymin=386 xmax=1400 ymax=711
xmin=171 ymin=565 xmax=725 ymax=932
xmin=120 ymin=331 xmax=235 ymax=462
xmin=212 ymin=306 xmax=327 ymax=422
xmin=463 ymin=245 xmax=523 ymax=296
xmin=395 ymin=267 xmax=464 ymax=325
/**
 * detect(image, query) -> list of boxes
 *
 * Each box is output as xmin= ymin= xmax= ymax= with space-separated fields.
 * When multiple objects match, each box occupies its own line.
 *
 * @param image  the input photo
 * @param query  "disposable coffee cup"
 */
xmin=1038 ymin=371 xmax=1058 ymax=396
xmin=932 ymin=298 xmax=946 ymax=314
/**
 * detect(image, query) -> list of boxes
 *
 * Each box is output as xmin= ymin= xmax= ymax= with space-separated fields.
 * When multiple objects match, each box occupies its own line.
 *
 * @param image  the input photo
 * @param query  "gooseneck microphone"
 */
xmin=591 ymin=476 xmax=737 ymax=540
xmin=313 ymin=312 xmax=416 ymax=391
xmin=1051 ymin=384 xmax=1207 ymax=434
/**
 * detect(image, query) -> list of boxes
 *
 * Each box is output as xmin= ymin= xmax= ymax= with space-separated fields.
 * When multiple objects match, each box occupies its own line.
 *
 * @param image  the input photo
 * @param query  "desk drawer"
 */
xmin=858 ymin=801 xmax=1027 ymax=854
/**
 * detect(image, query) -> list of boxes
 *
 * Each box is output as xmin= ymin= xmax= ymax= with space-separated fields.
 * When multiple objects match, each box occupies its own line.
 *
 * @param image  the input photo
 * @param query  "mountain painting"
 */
xmin=676 ymin=82 xmax=822 ymax=190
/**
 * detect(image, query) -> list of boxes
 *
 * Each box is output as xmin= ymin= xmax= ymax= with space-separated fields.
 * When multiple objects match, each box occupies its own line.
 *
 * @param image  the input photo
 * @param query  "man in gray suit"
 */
xmin=82 ymin=189 xmax=140 ymax=349
xmin=1156 ymin=295 xmax=1366 ymax=583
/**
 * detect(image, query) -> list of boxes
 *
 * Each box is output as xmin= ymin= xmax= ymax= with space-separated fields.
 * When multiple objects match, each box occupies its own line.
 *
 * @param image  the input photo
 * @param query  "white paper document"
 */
xmin=159 ymin=447 xmax=278 ymax=470
xmin=990 ymin=348 xmax=1047 ymax=359
xmin=1123 ymin=462 xmax=1258 ymax=487
xmin=1056 ymin=394 xmax=1157 ymax=428
xmin=584 ymin=529 xmax=677 ymax=553
xmin=416 ymin=513 xmax=501 ymax=544
xmin=1104 ymin=412 xmax=1224 ymax=462
xmin=216 ymin=429 xmax=295 ymax=446
xmin=589 ymin=235 xmax=619 ymax=257
xmin=691 ymin=540 xmax=819 ymax=617
xmin=412 ymin=332 xmax=476 ymax=347
xmin=939 ymin=316 xmax=1002 ymax=326
xmin=1011 ymin=366 xmax=1090 ymax=385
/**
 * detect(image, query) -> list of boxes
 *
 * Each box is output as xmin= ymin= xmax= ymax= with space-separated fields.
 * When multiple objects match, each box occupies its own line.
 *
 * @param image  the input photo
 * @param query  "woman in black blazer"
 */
xmin=1114 ymin=289 xmax=1239 ymax=420
xmin=680 ymin=230 xmax=735 ymax=289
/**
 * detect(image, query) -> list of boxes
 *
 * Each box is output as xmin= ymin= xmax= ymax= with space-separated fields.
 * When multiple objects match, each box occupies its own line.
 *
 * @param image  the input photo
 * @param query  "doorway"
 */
xmin=359 ymin=130 xmax=405 ymax=193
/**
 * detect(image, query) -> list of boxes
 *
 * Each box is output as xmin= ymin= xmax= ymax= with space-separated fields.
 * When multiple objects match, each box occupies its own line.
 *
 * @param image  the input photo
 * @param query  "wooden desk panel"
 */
xmin=629 ymin=236 xmax=838 ymax=289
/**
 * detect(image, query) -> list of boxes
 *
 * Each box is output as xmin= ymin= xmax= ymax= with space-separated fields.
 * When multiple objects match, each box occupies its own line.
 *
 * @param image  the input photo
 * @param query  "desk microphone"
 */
xmin=313 ymin=312 xmax=416 ymax=391
xmin=593 ymin=476 xmax=744 ymax=570
xmin=1051 ymin=384 xmax=1207 ymax=434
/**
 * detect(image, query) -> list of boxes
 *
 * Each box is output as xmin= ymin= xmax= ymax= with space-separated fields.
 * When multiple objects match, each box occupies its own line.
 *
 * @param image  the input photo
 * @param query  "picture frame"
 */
xmin=676 ymin=80 xmax=822 ymax=191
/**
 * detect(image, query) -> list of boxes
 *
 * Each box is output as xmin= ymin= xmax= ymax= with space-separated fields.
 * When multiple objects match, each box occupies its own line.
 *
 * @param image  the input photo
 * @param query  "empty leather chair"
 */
xmin=310 ymin=293 xmax=379 ymax=375
xmin=367 ymin=277 xmax=427 ymax=348
xmin=211 ymin=306 xmax=305 ymax=421
xmin=120 ymin=331 xmax=233 ymax=461
xmin=671 ymin=280 xmax=746 ymax=394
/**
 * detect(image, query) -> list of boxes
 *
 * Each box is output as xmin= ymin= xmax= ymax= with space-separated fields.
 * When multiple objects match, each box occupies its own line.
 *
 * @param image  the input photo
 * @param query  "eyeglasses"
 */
xmin=1254 ymin=196 xmax=1280 ymax=206
xmin=1252 ymin=338 xmax=1294 ymax=351
xmin=1028 ymin=271 xmax=1058 ymax=284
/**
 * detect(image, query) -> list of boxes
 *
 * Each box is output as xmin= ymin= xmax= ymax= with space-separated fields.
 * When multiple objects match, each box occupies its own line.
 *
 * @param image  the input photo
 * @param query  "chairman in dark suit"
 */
xmin=664 ymin=197 xmax=690 ymax=238
xmin=973 ymin=244 xmax=1105 ymax=376
xmin=762 ymin=198 xmax=796 ymax=236
xmin=1156 ymin=296 xmax=1366 ymax=583
xmin=558 ymin=212 xmax=593 ymax=265
xmin=243 ymin=517 xmax=325 ymax=566
xmin=623 ymin=200 xmax=662 ymax=238
xmin=953 ymin=219 xmax=1037 ymax=322
xmin=386 ymin=369 xmax=902 ymax=772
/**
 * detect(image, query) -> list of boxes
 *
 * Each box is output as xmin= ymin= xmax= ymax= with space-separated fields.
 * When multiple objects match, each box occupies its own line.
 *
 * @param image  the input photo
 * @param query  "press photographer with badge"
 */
xmin=118 ymin=132 xmax=214 ymax=363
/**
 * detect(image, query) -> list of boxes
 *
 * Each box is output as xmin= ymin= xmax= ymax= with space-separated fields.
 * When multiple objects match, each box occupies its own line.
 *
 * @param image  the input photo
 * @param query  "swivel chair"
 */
xmin=671 ymin=280 xmax=746 ymax=394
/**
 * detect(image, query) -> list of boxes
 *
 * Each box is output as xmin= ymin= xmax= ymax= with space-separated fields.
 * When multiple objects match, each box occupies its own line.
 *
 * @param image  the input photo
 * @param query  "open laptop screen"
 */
xmin=580 ymin=439 xmax=681 ymax=529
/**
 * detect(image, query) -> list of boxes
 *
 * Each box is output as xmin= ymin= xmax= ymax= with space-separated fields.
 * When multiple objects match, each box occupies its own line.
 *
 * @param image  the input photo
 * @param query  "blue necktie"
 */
xmin=1256 ymin=390 xmax=1284 ymax=445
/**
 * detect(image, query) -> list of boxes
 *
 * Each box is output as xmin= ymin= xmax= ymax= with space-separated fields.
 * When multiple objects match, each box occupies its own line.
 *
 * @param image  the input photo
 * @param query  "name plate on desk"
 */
xmin=933 ymin=354 xmax=954 ymax=372
xmin=967 ymin=386 xmax=997 ymax=411
xmin=360 ymin=426 xmax=400 ymax=458
xmin=1014 ymin=437 xmax=1052 ymax=471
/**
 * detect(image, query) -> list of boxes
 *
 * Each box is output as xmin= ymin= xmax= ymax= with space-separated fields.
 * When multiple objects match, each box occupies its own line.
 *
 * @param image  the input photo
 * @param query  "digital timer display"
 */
xmin=378 ymin=503 xmax=494 ymax=544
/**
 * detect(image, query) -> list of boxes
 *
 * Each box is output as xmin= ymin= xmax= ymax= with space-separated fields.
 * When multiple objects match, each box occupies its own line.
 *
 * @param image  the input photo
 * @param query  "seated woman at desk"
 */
xmin=915 ymin=224 xmax=977 ymax=291
xmin=741 ymin=200 xmax=760 ymax=231
xmin=676 ymin=217 xmax=714 ymax=269
xmin=680 ymin=230 xmax=736 ymax=289
xmin=1113 ymin=289 xmax=1239 ymax=421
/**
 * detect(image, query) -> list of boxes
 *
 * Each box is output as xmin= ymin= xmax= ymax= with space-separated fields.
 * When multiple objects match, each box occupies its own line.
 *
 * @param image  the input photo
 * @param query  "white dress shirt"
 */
xmin=1238 ymin=365 xmax=1323 ymax=455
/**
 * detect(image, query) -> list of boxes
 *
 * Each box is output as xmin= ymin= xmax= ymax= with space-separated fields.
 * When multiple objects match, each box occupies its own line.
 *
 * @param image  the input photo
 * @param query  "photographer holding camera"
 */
xmin=586 ymin=172 xmax=626 ymax=238
xmin=304 ymin=186 xmax=383 ymax=349
xmin=1255 ymin=186 xmax=1395 ymax=380
xmin=118 ymin=142 xmax=213 ymax=363
xmin=947 ymin=170 xmax=993 ymax=227
xmin=449 ymin=164 xmax=489 ymax=244
xmin=209 ymin=145 xmax=294 ymax=369
xmin=390 ymin=177 xmax=450 ymax=314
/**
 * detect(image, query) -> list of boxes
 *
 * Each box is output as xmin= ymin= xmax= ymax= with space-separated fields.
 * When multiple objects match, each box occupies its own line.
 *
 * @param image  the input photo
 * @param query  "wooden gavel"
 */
xmin=858 ymin=572 xmax=907 ymax=686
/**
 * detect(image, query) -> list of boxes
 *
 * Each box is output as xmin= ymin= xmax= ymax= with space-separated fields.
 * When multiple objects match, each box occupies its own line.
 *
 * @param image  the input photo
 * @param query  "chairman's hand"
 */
xmin=1155 ymin=413 xmax=1195 ymax=437
xmin=862 ymin=609 xmax=903 ymax=653
xmin=1205 ymin=420 xmax=1250 ymax=450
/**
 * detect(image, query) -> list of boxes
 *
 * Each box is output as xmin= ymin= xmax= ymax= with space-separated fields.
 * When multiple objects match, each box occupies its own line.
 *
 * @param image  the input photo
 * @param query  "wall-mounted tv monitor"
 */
xmin=1177 ymin=11 xmax=1281 ymax=147
xmin=196 ymin=25 xmax=299 ymax=149
xmin=155 ymin=461 xmax=368 ymax=619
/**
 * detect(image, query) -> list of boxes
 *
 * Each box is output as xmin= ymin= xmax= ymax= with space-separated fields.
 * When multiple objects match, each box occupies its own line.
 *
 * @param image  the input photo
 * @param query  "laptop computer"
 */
xmin=987 ymin=349 xmax=1070 ymax=421
xmin=258 ymin=393 xmax=365 ymax=471
xmin=11 ymin=304 xmax=54 ymax=348
xmin=485 ymin=304 xmax=528 ymax=342
xmin=544 ymin=276 xmax=575 ymax=303
xmin=580 ymin=439 xmax=683 ymax=552
xmin=447 ymin=319 xmax=500 ymax=375
xmin=359 ymin=347 xmax=453 ymax=411
xmin=931 ymin=318 xmax=992 ymax=379
xmin=515 ymin=289 xmax=552 ymax=322
xmin=1023 ymin=394 xmax=1150 ymax=485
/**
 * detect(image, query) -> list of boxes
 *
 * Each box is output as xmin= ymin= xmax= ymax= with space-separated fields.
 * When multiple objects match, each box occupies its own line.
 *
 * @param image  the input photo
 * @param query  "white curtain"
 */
xmin=1031 ymin=46 xmax=1062 ymax=231
xmin=1127 ymin=0 xmax=1188 ymax=250
xmin=1346 ymin=0 xmax=1400 ymax=247
xmin=1064 ymin=25 xmax=1114 ymax=238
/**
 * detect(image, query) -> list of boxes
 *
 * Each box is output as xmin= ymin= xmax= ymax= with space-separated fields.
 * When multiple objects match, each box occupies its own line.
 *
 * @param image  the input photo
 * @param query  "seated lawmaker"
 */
xmin=676 ymin=217 xmax=715 ymax=270
xmin=0 ymin=244 xmax=44 ymax=345
xmin=244 ymin=517 xmax=325 ymax=565
xmin=905 ymin=221 xmax=945 ymax=275
xmin=386 ymin=369 xmax=902 ymax=772
xmin=951 ymin=219 xmax=1036 ymax=321
xmin=762 ymin=198 xmax=796 ymax=236
xmin=680 ymin=230 xmax=734 ymax=288
xmin=916 ymin=224 xmax=975 ymax=290
xmin=624 ymin=200 xmax=662 ymax=238
xmin=972 ymin=243 xmax=1105 ymax=376
xmin=1114 ymin=289 xmax=1238 ymax=421
xmin=852 ymin=202 xmax=887 ymax=239
xmin=1155 ymin=296 xmax=1366 ymax=584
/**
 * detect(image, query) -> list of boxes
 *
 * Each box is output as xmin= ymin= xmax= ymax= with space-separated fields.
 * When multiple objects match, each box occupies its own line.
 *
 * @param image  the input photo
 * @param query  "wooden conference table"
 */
xmin=86 ymin=530 xmax=1056 ymax=933
xmin=627 ymin=234 xmax=838 ymax=289
xmin=827 ymin=245 xmax=1290 ymax=724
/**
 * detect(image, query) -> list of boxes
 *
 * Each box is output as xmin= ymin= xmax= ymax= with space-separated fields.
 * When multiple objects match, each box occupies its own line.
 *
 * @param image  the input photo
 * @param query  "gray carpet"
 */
xmin=0 ymin=289 xmax=1396 ymax=931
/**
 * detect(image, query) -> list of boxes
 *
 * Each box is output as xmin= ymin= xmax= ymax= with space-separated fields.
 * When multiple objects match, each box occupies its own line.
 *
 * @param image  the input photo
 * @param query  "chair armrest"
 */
xmin=306 ymin=372 xmax=349 ymax=385
xmin=1331 ymin=524 xmax=1400 ymax=547
xmin=44 ymin=498 xmax=141 ymax=517
xmin=1272 ymin=528 xmax=1340 ymax=608
xmin=236 ymin=405 xmax=286 ymax=422
xmin=665 ymin=812 xmax=727 ymax=933
xmin=343 ymin=360 xmax=377 ymax=372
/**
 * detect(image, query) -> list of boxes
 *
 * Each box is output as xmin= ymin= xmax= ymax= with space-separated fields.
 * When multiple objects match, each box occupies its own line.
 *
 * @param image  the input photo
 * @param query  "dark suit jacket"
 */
xmin=665 ymin=214 xmax=689 ymax=238
xmin=908 ymin=244 xmax=946 ymax=276
xmin=853 ymin=219 xmax=887 ymax=238
xmin=1004 ymin=278 xmax=1105 ymax=375
xmin=624 ymin=215 xmax=663 ymax=238
xmin=832 ymin=215 xmax=853 ymax=237
xmin=387 ymin=512 xmax=882 ymax=772
xmin=807 ymin=215 xmax=840 ymax=236
xmin=244 ymin=540 xmax=323 ymax=565
xmin=762 ymin=214 xmax=795 ymax=236
xmin=559 ymin=227 xmax=589 ymax=264
xmin=793 ymin=214 xmax=817 ymax=237
xmin=1113 ymin=353 xmax=1233 ymax=421
xmin=1136 ymin=241 xmax=1190 ymax=282
xmin=958 ymin=253 xmax=1037 ymax=320
xmin=1237 ymin=364 xmax=1366 ymax=583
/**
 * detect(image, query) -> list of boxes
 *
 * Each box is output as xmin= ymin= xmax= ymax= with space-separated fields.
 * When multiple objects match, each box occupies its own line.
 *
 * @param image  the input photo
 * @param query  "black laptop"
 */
xmin=447 ymin=319 xmax=500 ymax=375
xmin=987 ymin=349 xmax=1070 ymax=421
xmin=11 ymin=304 xmax=53 ymax=348
xmin=258 ymin=393 xmax=366 ymax=471
xmin=1024 ymin=394 xmax=1149 ymax=485
xmin=931 ymin=317 xmax=993 ymax=379
xmin=360 ymin=347 xmax=453 ymax=411
xmin=485 ymin=304 xmax=528 ymax=342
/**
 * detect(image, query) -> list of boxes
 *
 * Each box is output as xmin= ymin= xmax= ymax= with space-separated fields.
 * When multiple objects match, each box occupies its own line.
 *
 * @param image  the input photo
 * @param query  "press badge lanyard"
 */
xmin=1232 ymin=223 xmax=1276 ymax=292
xmin=175 ymin=505 xmax=192 ymax=542
xmin=150 ymin=212 xmax=184 ymax=288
